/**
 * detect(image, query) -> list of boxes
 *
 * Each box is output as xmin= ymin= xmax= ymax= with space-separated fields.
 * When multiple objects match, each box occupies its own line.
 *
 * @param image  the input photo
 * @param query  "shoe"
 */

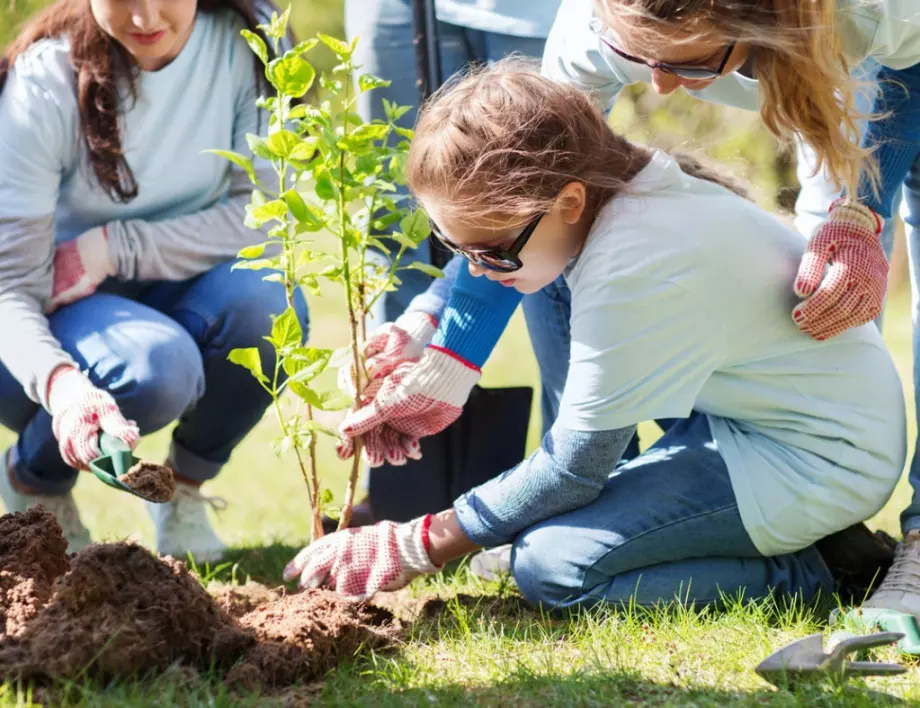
xmin=0 ymin=446 xmax=92 ymax=554
xmin=862 ymin=530 xmax=920 ymax=618
xmin=815 ymin=522 xmax=896 ymax=601
xmin=146 ymin=481 xmax=227 ymax=564
xmin=470 ymin=544 xmax=513 ymax=582
xmin=321 ymin=497 xmax=374 ymax=535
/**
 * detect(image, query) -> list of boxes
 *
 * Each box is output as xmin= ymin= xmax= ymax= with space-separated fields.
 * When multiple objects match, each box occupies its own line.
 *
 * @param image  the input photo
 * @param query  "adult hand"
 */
xmin=337 ymin=347 xmax=481 ymax=467
xmin=793 ymin=199 xmax=887 ymax=341
xmin=49 ymin=226 xmax=114 ymax=312
xmin=47 ymin=366 xmax=139 ymax=469
xmin=283 ymin=515 xmax=438 ymax=599
xmin=363 ymin=311 xmax=437 ymax=379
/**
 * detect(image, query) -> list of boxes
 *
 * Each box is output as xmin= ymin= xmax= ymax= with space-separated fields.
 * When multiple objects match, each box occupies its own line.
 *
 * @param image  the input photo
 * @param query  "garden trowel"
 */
xmin=88 ymin=433 xmax=173 ymax=503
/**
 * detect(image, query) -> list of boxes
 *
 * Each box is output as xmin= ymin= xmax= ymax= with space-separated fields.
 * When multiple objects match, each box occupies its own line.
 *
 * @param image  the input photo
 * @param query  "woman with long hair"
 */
xmin=0 ymin=0 xmax=307 ymax=558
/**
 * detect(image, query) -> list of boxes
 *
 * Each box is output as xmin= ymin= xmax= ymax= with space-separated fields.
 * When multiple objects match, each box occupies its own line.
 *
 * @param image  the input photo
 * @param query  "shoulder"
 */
xmin=836 ymin=0 xmax=920 ymax=68
xmin=4 ymin=36 xmax=77 ymax=107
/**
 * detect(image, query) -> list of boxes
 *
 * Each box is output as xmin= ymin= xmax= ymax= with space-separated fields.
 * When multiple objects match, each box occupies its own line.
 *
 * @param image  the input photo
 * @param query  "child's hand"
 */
xmin=337 ymin=347 xmax=481 ymax=466
xmin=283 ymin=515 xmax=438 ymax=599
xmin=49 ymin=226 xmax=115 ymax=312
xmin=364 ymin=311 xmax=437 ymax=379
xmin=793 ymin=199 xmax=887 ymax=341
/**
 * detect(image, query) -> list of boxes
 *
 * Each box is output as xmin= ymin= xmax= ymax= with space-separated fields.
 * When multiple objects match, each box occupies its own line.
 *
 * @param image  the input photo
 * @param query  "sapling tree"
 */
xmin=210 ymin=9 xmax=438 ymax=541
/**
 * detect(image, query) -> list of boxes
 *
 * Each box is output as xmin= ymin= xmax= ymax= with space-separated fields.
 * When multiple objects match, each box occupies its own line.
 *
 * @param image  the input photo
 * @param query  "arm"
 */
xmin=453 ymin=424 xmax=636 ymax=548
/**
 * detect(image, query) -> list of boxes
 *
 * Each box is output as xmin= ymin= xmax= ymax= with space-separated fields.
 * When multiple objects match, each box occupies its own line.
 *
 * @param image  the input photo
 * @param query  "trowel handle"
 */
xmin=99 ymin=432 xmax=132 ymax=456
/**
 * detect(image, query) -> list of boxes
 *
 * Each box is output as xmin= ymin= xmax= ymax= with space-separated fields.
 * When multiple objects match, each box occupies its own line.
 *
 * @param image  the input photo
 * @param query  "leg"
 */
xmin=522 ymin=277 xmax=643 ymax=458
xmin=138 ymin=261 xmax=309 ymax=484
xmin=0 ymin=293 xmax=203 ymax=495
xmin=511 ymin=414 xmax=834 ymax=609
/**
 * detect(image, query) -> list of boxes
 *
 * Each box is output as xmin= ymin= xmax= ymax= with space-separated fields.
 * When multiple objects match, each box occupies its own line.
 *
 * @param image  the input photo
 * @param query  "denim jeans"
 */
xmin=345 ymin=0 xmax=548 ymax=327
xmin=0 ymin=261 xmax=309 ymax=494
xmin=513 ymin=277 xmax=834 ymax=608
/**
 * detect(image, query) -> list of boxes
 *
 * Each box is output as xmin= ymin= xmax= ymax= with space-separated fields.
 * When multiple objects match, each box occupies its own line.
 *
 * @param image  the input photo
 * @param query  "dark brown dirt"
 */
xmin=120 ymin=460 xmax=175 ymax=502
xmin=226 ymin=591 xmax=397 ymax=689
xmin=0 ymin=507 xmax=69 ymax=639
xmin=0 ymin=508 xmax=399 ymax=691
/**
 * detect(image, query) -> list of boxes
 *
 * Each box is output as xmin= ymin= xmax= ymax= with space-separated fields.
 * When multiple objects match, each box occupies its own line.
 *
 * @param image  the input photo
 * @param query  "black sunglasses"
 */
xmin=591 ymin=18 xmax=736 ymax=80
xmin=430 ymin=213 xmax=545 ymax=273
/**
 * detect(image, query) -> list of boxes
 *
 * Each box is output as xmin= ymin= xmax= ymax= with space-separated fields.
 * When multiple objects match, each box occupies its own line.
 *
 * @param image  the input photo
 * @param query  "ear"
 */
xmin=557 ymin=182 xmax=587 ymax=224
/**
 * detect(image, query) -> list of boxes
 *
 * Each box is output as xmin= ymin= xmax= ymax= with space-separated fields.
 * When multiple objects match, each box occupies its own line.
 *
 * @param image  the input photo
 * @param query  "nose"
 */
xmin=650 ymin=68 xmax=683 ymax=95
xmin=131 ymin=0 xmax=159 ymax=30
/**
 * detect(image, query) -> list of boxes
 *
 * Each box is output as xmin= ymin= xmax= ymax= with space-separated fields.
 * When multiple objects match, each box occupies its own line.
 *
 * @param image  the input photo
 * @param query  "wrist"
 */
xmin=46 ymin=365 xmax=78 ymax=405
xmin=829 ymin=198 xmax=883 ymax=236
xmin=418 ymin=346 xmax=481 ymax=402
xmin=77 ymin=225 xmax=116 ymax=280
xmin=47 ymin=367 xmax=92 ymax=413
xmin=396 ymin=310 xmax=438 ymax=345
xmin=399 ymin=515 xmax=441 ymax=574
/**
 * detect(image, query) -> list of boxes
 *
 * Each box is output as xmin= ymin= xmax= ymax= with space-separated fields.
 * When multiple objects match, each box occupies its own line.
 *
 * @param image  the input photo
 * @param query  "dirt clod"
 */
xmin=228 ymin=591 xmax=396 ymax=688
xmin=0 ymin=507 xmax=69 ymax=639
xmin=209 ymin=580 xmax=282 ymax=619
xmin=120 ymin=461 xmax=175 ymax=502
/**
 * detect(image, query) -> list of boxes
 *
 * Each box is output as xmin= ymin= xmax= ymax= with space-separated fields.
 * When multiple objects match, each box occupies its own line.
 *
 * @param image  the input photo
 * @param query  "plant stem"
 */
xmin=305 ymin=404 xmax=323 ymax=541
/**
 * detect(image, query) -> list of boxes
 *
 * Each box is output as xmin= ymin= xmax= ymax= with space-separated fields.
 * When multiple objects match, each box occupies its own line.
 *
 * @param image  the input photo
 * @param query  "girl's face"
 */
xmin=421 ymin=184 xmax=590 ymax=295
xmin=90 ymin=0 xmax=198 ymax=71
xmin=599 ymin=13 xmax=750 ymax=95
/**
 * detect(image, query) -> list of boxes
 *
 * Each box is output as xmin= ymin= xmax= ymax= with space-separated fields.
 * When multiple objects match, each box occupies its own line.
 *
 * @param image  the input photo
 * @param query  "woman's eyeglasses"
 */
xmin=589 ymin=17 xmax=735 ymax=81
xmin=430 ymin=213 xmax=545 ymax=273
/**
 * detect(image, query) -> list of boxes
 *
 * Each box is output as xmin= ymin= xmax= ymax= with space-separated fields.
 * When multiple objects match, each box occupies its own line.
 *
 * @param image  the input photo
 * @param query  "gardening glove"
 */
xmin=364 ymin=311 xmax=437 ymax=379
xmin=49 ymin=226 xmax=115 ymax=312
xmin=335 ymin=418 xmax=423 ymax=467
xmin=283 ymin=514 xmax=439 ymax=600
xmin=47 ymin=367 xmax=140 ymax=470
xmin=793 ymin=198 xmax=887 ymax=341
xmin=337 ymin=347 xmax=481 ymax=467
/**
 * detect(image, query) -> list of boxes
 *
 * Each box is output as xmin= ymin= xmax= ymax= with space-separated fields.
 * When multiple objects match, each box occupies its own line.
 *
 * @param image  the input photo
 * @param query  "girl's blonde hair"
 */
xmin=407 ymin=59 xmax=748 ymax=224
xmin=599 ymin=0 xmax=876 ymax=198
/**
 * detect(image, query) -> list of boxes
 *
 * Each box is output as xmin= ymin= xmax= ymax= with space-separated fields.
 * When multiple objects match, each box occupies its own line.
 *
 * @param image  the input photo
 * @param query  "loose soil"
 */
xmin=120 ymin=460 xmax=175 ymax=502
xmin=0 ymin=508 xmax=398 ymax=692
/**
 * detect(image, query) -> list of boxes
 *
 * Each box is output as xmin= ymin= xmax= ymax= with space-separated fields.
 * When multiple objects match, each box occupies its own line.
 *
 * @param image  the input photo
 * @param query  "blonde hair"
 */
xmin=599 ymin=0 xmax=877 ymax=198
xmin=407 ymin=59 xmax=747 ymax=226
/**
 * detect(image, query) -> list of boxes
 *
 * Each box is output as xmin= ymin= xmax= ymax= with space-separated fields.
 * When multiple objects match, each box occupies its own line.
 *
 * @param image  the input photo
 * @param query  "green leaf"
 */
xmin=401 ymin=210 xmax=432 ymax=245
xmin=403 ymin=261 xmax=445 ymax=278
xmin=203 ymin=149 xmax=256 ymax=183
xmin=390 ymin=232 xmax=417 ymax=250
xmin=232 ymin=258 xmax=276 ymax=271
xmin=228 ymin=348 xmax=268 ymax=384
xmin=240 ymin=29 xmax=268 ymax=64
xmin=372 ymin=212 xmax=402 ymax=232
xmin=238 ymin=243 xmax=266 ymax=259
xmin=299 ymin=274 xmax=321 ymax=295
xmin=267 ymin=129 xmax=300 ymax=159
xmin=318 ymin=33 xmax=353 ymax=59
xmin=330 ymin=347 xmax=352 ymax=368
xmin=283 ymin=190 xmax=308 ymax=223
xmin=315 ymin=390 xmax=352 ymax=411
xmin=249 ymin=199 xmax=288 ymax=224
xmin=289 ymin=38 xmax=319 ymax=56
xmin=358 ymin=73 xmax=390 ymax=93
xmin=393 ymin=126 xmax=414 ymax=141
xmin=267 ymin=56 xmax=316 ymax=98
xmin=268 ymin=5 xmax=291 ymax=41
xmin=289 ymin=136 xmax=318 ymax=161
xmin=271 ymin=308 xmax=303 ymax=350
xmin=283 ymin=347 xmax=332 ymax=383
xmin=246 ymin=134 xmax=274 ymax=161
xmin=313 ymin=165 xmax=338 ymax=200
xmin=352 ymin=123 xmax=390 ymax=142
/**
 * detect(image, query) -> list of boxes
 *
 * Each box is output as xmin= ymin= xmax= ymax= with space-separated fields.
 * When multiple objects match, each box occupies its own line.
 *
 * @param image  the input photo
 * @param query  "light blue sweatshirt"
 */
xmin=436 ymin=0 xmax=559 ymax=38
xmin=0 ymin=9 xmax=273 ymax=407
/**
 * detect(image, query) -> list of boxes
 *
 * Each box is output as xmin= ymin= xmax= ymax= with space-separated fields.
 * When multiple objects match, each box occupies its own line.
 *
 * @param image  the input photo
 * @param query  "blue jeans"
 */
xmin=514 ymin=277 xmax=834 ymax=608
xmin=345 ymin=0 xmax=547 ymax=326
xmin=0 ymin=261 xmax=309 ymax=494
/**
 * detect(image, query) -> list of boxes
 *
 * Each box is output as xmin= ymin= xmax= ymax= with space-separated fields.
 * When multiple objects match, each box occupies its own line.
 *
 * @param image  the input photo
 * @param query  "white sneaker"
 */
xmin=0 ymin=446 xmax=92 ymax=553
xmin=146 ymin=482 xmax=227 ymax=564
xmin=863 ymin=530 xmax=920 ymax=618
xmin=469 ymin=544 xmax=513 ymax=582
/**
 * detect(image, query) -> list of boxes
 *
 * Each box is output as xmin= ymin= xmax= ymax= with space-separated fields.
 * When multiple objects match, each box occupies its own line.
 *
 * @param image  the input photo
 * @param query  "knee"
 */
xmin=99 ymin=327 xmax=204 ymax=433
xmin=511 ymin=522 xmax=586 ymax=609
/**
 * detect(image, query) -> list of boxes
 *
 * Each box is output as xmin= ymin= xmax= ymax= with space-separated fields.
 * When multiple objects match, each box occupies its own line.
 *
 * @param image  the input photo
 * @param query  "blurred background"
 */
xmin=0 ymin=0 xmax=914 ymax=548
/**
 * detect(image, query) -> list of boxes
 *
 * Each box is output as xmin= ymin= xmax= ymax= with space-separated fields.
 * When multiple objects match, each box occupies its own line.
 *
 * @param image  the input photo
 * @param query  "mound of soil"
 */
xmin=227 ymin=591 xmax=396 ymax=689
xmin=0 ymin=507 xmax=69 ymax=639
xmin=0 ymin=508 xmax=399 ymax=691
xmin=120 ymin=461 xmax=175 ymax=502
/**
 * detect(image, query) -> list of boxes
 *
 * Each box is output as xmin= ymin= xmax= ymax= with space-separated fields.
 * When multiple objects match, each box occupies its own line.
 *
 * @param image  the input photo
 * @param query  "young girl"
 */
xmin=0 ymin=0 xmax=306 ymax=558
xmin=337 ymin=0 xmax=920 ymax=615
xmin=284 ymin=63 xmax=905 ymax=608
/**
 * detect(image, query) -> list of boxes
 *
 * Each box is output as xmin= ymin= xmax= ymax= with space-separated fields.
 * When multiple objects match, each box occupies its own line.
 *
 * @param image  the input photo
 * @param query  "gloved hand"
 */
xmin=364 ymin=311 xmax=437 ymax=379
xmin=49 ymin=226 xmax=114 ymax=312
xmin=337 ymin=347 xmax=481 ymax=467
xmin=47 ymin=366 xmax=140 ymax=469
xmin=793 ymin=199 xmax=887 ymax=341
xmin=283 ymin=514 xmax=439 ymax=599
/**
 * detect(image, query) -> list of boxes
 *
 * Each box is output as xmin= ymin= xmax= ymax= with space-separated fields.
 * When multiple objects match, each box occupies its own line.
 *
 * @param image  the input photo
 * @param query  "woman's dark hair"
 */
xmin=0 ymin=0 xmax=281 ymax=203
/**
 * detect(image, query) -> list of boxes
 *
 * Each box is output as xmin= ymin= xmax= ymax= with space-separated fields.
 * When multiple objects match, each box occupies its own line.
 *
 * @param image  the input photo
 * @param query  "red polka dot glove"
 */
xmin=337 ymin=347 xmax=481 ymax=468
xmin=49 ymin=226 xmax=115 ymax=312
xmin=793 ymin=199 xmax=887 ymax=341
xmin=47 ymin=368 xmax=140 ymax=470
xmin=364 ymin=311 xmax=437 ymax=379
xmin=283 ymin=514 xmax=439 ymax=600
